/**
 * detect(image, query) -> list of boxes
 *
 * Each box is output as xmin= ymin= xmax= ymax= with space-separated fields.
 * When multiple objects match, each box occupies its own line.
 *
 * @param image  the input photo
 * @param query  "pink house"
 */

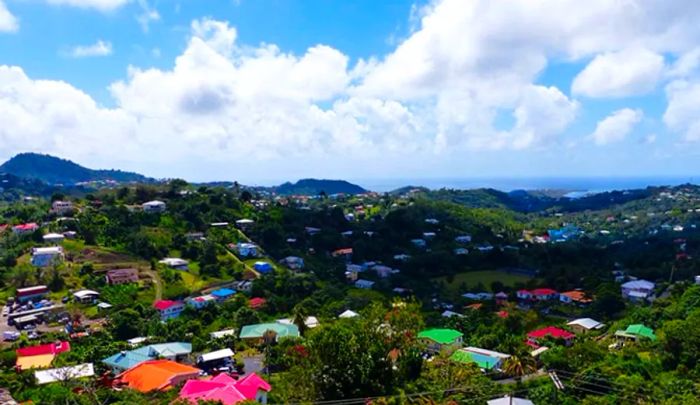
xmin=153 ymin=300 xmax=184 ymax=321
xmin=179 ymin=372 xmax=272 ymax=404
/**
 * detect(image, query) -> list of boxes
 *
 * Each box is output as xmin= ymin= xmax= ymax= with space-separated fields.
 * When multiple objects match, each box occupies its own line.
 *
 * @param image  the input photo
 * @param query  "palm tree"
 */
xmin=291 ymin=304 xmax=309 ymax=336
xmin=502 ymin=355 xmax=536 ymax=381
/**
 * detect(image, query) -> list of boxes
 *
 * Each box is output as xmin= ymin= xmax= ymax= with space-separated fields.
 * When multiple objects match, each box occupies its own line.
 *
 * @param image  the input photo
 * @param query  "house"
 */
xmin=462 ymin=292 xmax=493 ymax=301
xmin=254 ymin=261 xmax=273 ymax=274
xmin=15 ymin=341 xmax=71 ymax=371
xmin=423 ymin=232 xmax=436 ymax=239
xmin=495 ymin=292 xmax=509 ymax=304
xmin=103 ymin=342 xmax=192 ymax=372
xmin=197 ymin=348 xmax=234 ymax=372
xmin=418 ymin=328 xmax=464 ymax=353
xmin=567 ymin=318 xmax=604 ymax=334
xmin=393 ymin=254 xmax=411 ymax=261
xmin=345 ymin=264 xmax=363 ymax=281
xmin=560 ymin=290 xmax=593 ymax=305
xmin=281 ymin=256 xmax=304 ymax=270
xmin=13 ymin=222 xmax=39 ymax=235
xmin=42 ymin=233 xmax=64 ymax=244
xmin=179 ymin=372 xmax=272 ymax=405
xmin=476 ymin=244 xmax=494 ymax=252
xmin=277 ymin=316 xmax=320 ymax=329
xmin=455 ymin=235 xmax=472 ymax=244
xmin=35 ymin=363 xmax=94 ymax=385
xmin=372 ymin=265 xmax=394 ymax=278
xmin=210 ymin=329 xmax=236 ymax=340
xmin=30 ymin=246 xmax=64 ymax=267
xmin=614 ymin=324 xmax=657 ymax=342
xmin=526 ymin=326 xmax=574 ymax=348
xmin=115 ymin=360 xmax=200 ymax=392
xmin=411 ymin=239 xmax=427 ymax=248
xmin=185 ymin=232 xmax=205 ymax=241
xmin=331 ymin=248 xmax=353 ymax=261
xmin=159 ymin=257 xmax=189 ymax=270
xmin=239 ymin=323 xmax=300 ymax=344
xmin=516 ymin=289 xmax=532 ymax=300
xmin=354 ymin=279 xmax=375 ymax=289
xmin=235 ymin=219 xmax=255 ymax=229
xmin=63 ymin=231 xmax=77 ymax=239
xmin=153 ymin=300 xmax=185 ymax=320
xmin=621 ymin=279 xmax=655 ymax=302
xmin=531 ymin=288 xmax=558 ymax=301
xmin=211 ymin=288 xmax=236 ymax=302
xmin=450 ymin=347 xmax=510 ymax=371
xmin=211 ymin=222 xmax=229 ymax=228
xmin=487 ymin=396 xmax=534 ymax=405
xmin=15 ymin=285 xmax=49 ymax=303
xmin=50 ymin=201 xmax=74 ymax=215
xmin=441 ymin=310 xmax=464 ymax=318
xmin=338 ymin=309 xmax=359 ymax=319
xmin=105 ymin=268 xmax=139 ymax=285
xmin=249 ymin=298 xmax=267 ymax=310
xmin=142 ymin=200 xmax=167 ymax=213
xmin=235 ymin=243 xmax=259 ymax=258
xmin=454 ymin=248 xmax=469 ymax=255
xmin=73 ymin=289 xmax=100 ymax=304
xmin=186 ymin=294 xmax=217 ymax=309
xmin=425 ymin=218 xmax=439 ymax=225
xmin=232 ymin=280 xmax=253 ymax=293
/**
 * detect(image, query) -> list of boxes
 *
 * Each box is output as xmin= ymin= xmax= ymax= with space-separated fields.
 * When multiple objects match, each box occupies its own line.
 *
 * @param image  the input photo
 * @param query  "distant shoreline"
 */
xmin=344 ymin=176 xmax=700 ymax=194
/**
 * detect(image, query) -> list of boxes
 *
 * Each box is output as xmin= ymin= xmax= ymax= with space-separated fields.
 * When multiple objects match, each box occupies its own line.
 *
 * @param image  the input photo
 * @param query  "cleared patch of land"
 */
xmin=434 ymin=270 xmax=533 ymax=293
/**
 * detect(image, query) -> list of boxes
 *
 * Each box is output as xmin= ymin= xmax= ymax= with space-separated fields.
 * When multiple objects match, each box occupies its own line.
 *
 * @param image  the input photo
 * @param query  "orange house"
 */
xmin=115 ymin=360 xmax=200 ymax=392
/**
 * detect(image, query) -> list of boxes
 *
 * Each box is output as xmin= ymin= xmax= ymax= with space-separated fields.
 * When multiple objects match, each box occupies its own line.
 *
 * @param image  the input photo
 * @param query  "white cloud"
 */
xmin=572 ymin=47 xmax=665 ymax=98
xmin=591 ymin=109 xmax=643 ymax=145
xmin=136 ymin=0 xmax=159 ymax=32
xmin=664 ymin=79 xmax=700 ymax=141
xmin=5 ymin=0 xmax=700 ymax=178
xmin=44 ymin=0 xmax=130 ymax=12
xmin=69 ymin=40 xmax=113 ymax=58
xmin=0 ymin=0 xmax=18 ymax=33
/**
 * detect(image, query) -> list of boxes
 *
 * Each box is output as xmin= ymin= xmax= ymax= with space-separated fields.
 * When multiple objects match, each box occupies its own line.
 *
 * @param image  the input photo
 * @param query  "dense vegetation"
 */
xmin=1 ymin=177 xmax=700 ymax=404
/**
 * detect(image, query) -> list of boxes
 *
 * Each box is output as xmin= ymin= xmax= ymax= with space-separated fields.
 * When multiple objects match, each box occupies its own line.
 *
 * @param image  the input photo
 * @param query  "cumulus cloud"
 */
xmin=4 ymin=0 xmax=700 ymax=178
xmin=68 ymin=40 xmax=113 ymax=58
xmin=136 ymin=0 xmax=159 ymax=33
xmin=664 ymin=80 xmax=700 ymax=141
xmin=0 ymin=0 xmax=18 ymax=33
xmin=572 ymin=48 xmax=665 ymax=98
xmin=44 ymin=0 xmax=129 ymax=12
xmin=591 ymin=109 xmax=643 ymax=145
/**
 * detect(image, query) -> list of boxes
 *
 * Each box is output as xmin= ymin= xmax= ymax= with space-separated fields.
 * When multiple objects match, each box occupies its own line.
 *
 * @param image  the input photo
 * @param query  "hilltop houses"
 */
xmin=13 ymin=223 xmax=39 ymax=235
xmin=526 ymin=326 xmax=574 ymax=348
xmin=159 ymin=258 xmax=189 ymax=271
xmin=560 ymin=290 xmax=593 ymax=305
xmin=50 ymin=201 xmax=74 ymax=215
xmin=450 ymin=347 xmax=510 ymax=372
xmin=15 ymin=285 xmax=49 ymax=303
xmin=281 ymin=256 xmax=304 ymax=270
xmin=103 ymin=342 xmax=192 ymax=373
xmin=567 ymin=318 xmax=604 ymax=334
xmin=115 ymin=360 xmax=199 ymax=392
xmin=106 ymin=268 xmax=139 ymax=285
xmin=516 ymin=288 xmax=558 ymax=301
xmin=30 ymin=247 xmax=64 ymax=267
xmin=42 ymin=233 xmax=65 ymax=244
xmin=235 ymin=242 xmax=260 ymax=258
xmin=142 ymin=200 xmax=166 ymax=213
xmin=418 ymin=328 xmax=463 ymax=353
xmin=621 ymin=279 xmax=655 ymax=302
xmin=179 ymin=372 xmax=272 ymax=405
xmin=239 ymin=323 xmax=300 ymax=344
xmin=153 ymin=300 xmax=185 ymax=321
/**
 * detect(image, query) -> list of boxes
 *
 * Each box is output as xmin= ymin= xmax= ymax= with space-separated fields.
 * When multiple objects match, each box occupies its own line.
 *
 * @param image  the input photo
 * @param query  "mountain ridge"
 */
xmin=0 ymin=153 xmax=152 ymax=185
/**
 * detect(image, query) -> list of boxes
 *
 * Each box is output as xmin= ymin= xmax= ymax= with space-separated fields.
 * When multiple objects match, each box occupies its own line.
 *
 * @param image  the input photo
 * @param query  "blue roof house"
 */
xmin=102 ymin=342 xmax=192 ymax=372
xmin=254 ymin=261 xmax=273 ymax=274
xmin=210 ymin=288 xmax=236 ymax=302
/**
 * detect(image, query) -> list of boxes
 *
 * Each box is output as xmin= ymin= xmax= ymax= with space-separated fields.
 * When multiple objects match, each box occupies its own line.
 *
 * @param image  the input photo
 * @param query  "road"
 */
xmin=142 ymin=269 xmax=163 ymax=302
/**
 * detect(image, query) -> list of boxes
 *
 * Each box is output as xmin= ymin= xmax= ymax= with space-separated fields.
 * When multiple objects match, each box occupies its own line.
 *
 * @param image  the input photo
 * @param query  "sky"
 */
xmin=1 ymin=0 xmax=700 ymax=185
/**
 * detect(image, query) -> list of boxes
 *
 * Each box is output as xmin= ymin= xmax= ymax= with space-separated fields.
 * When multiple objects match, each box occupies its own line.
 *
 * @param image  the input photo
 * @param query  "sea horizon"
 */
xmin=342 ymin=176 xmax=700 ymax=193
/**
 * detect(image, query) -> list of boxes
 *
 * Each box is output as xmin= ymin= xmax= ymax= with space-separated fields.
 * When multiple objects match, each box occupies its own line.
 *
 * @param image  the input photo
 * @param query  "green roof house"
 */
xmin=418 ymin=328 xmax=463 ymax=353
xmin=239 ymin=323 xmax=300 ymax=343
xmin=615 ymin=324 xmax=656 ymax=342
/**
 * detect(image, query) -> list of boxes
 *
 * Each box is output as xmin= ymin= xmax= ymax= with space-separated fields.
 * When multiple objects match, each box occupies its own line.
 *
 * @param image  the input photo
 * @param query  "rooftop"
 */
xmin=418 ymin=328 xmax=463 ymax=344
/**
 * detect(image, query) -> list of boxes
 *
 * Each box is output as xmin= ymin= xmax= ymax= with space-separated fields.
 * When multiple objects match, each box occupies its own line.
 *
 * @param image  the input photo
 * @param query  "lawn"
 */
xmin=434 ymin=270 xmax=533 ymax=294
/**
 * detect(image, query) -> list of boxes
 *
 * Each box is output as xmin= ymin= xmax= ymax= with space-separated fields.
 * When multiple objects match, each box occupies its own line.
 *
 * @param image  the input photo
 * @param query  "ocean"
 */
xmin=349 ymin=176 xmax=700 ymax=194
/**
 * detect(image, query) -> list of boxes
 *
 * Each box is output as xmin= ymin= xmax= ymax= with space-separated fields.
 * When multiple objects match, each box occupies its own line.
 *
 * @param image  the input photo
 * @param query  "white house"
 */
xmin=567 ymin=318 xmax=605 ymax=333
xmin=621 ymin=279 xmax=655 ymax=302
xmin=73 ymin=289 xmax=100 ymax=304
xmin=42 ymin=233 xmax=65 ymax=244
xmin=339 ymin=309 xmax=359 ymax=319
xmin=142 ymin=200 xmax=166 ymax=213
xmin=31 ymin=247 xmax=64 ymax=267
xmin=51 ymin=201 xmax=74 ymax=215
xmin=35 ymin=363 xmax=94 ymax=385
xmin=159 ymin=257 xmax=189 ymax=270
xmin=210 ymin=329 xmax=236 ymax=340
xmin=355 ymin=279 xmax=375 ymax=289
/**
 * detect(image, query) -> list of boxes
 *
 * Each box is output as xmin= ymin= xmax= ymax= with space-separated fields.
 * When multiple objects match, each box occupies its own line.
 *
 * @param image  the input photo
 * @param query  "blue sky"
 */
xmin=0 ymin=0 xmax=699 ymax=185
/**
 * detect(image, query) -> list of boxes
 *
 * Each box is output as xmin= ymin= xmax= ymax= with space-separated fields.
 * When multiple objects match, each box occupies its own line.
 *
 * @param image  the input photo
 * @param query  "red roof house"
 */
xmin=153 ymin=300 xmax=185 ymax=320
xmin=16 ymin=341 xmax=70 ymax=357
xmin=526 ymin=326 xmax=574 ymax=348
xmin=249 ymin=298 xmax=266 ymax=310
xmin=179 ymin=372 xmax=272 ymax=405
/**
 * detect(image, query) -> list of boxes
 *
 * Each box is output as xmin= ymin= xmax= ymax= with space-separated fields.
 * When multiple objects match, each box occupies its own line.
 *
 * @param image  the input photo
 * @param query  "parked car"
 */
xmin=3 ymin=331 xmax=20 ymax=341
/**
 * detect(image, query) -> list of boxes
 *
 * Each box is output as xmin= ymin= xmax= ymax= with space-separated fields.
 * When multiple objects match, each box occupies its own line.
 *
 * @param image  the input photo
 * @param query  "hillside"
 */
xmin=0 ymin=153 xmax=151 ymax=185
xmin=273 ymin=178 xmax=367 ymax=195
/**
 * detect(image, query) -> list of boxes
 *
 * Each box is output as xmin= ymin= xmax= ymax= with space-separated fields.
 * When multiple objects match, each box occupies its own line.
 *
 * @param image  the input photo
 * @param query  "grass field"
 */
xmin=435 ymin=270 xmax=533 ymax=294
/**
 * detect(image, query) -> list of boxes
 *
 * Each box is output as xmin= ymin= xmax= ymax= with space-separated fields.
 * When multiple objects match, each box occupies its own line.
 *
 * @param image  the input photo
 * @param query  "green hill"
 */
xmin=0 ymin=153 xmax=151 ymax=185
xmin=274 ymin=178 xmax=367 ymax=195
